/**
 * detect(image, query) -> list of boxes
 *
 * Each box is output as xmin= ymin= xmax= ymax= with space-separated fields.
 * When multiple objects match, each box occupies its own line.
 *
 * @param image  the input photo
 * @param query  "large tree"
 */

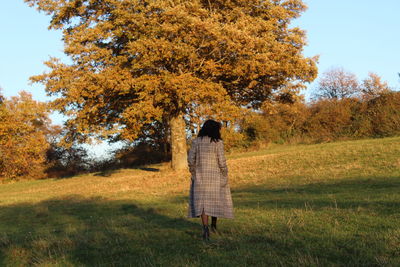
xmin=26 ymin=0 xmax=317 ymax=170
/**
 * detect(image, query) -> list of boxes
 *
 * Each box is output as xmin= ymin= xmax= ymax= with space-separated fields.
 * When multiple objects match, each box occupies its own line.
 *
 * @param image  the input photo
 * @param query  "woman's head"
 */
xmin=198 ymin=119 xmax=222 ymax=142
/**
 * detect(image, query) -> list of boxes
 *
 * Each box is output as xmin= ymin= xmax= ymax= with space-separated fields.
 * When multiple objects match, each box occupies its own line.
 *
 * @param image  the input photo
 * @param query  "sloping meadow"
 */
xmin=0 ymin=137 xmax=399 ymax=266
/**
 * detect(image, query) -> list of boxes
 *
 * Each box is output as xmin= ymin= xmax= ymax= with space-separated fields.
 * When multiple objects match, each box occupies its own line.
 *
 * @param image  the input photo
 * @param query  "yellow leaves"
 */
xmin=361 ymin=72 xmax=391 ymax=100
xmin=0 ymin=92 xmax=51 ymax=180
xmin=26 ymin=0 xmax=317 ymax=145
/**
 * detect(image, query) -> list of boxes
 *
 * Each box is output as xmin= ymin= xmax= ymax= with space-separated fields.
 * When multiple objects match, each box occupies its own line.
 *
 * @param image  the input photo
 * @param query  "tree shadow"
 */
xmin=0 ymin=196 xmax=200 ymax=266
xmin=93 ymin=169 xmax=119 ymax=177
xmin=135 ymin=167 xmax=160 ymax=172
xmin=93 ymin=167 xmax=161 ymax=177
xmin=231 ymin=175 xmax=400 ymax=215
xmin=1 ymin=175 xmax=399 ymax=265
xmin=170 ymin=175 xmax=400 ymax=217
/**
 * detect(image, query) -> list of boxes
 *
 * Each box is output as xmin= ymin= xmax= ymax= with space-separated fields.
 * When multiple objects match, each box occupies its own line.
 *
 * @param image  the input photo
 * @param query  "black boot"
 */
xmin=211 ymin=217 xmax=217 ymax=233
xmin=202 ymin=225 xmax=210 ymax=241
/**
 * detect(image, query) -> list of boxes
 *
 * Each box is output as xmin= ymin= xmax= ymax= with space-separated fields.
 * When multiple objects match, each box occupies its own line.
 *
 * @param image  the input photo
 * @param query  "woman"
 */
xmin=187 ymin=119 xmax=234 ymax=240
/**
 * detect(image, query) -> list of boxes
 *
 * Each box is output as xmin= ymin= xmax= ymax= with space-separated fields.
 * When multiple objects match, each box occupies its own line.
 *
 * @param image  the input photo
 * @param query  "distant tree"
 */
xmin=0 ymin=92 xmax=50 ymax=180
xmin=313 ymin=68 xmax=359 ymax=100
xmin=26 ymin=0 xmax=318 ymax=169
xmin=361 ymin=72 xmax=391 ymax=100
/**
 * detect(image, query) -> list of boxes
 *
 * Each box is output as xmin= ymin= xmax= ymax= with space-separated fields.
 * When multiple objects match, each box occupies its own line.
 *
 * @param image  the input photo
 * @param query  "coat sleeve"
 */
xmin=188 ymin=139 xmax=197 ymax=175
xmin=217 ymin=141 xmax=228 ymax=184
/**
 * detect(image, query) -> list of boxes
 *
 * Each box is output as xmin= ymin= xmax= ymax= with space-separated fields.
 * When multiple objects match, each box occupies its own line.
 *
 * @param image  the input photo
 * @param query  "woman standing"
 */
xmin=188 ymin=120 xmax=234 ymax=240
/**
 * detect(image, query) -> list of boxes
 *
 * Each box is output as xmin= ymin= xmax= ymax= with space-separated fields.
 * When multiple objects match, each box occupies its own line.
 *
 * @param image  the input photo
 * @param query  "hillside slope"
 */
xmin=0 ymin=137 xmax=399 ymax=266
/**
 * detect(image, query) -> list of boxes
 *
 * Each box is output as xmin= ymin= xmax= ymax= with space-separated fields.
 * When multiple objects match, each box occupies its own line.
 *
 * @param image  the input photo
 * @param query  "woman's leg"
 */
xmin=201 ymin=210 xmax=208 ymax=226
xmin=201 ymin=210 xmax=209 ymax=240
xmin=211 ymin=217 xmax=217 ymax=230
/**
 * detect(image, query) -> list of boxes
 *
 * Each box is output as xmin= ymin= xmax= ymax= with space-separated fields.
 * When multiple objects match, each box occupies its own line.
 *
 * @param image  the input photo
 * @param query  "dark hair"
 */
xmin=198 ymin=119 xmax=222 ymax=142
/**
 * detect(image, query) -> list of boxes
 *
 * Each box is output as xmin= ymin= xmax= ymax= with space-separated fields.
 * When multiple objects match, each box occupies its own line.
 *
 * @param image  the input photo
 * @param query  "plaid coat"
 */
xmin=187 ymin=137 xmax=234 ymax=219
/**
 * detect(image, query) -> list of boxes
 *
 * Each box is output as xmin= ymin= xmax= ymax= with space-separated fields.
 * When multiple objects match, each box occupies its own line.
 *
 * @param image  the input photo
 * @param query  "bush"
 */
xmin=114 ymin=142 xmax=170 ymax=167
xmin=263 ymin=101 xmax=309 ymax=143
xmin=221 ymin=127 xmax=246 ymax=151
xmin=367 ymin=92 xmax=400 ymax=137
xmin=46 ymin=142 xmax=91 ymax=177
xmin=304 ymin=98 xmax=359 ymax=141
xmin=232 ymin=91 xmax=400 ymax=147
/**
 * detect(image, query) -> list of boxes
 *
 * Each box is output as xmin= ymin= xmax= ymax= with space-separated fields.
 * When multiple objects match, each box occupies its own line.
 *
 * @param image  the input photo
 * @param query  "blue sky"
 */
xmin=295 ymin=0 xmax=400 ymax=92
xmin=1 ymin=0 xmax=399 ymax=126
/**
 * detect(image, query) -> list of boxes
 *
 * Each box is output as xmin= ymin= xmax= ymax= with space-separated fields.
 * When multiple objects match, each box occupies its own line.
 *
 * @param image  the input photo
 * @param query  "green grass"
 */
xmin=0 ymin=137 xmax=399 ymax=266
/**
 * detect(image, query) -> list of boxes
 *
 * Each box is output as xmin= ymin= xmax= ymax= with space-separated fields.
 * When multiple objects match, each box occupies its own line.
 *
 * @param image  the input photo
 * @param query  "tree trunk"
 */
xmin=170 ymin=114 xmax=188 ymax=170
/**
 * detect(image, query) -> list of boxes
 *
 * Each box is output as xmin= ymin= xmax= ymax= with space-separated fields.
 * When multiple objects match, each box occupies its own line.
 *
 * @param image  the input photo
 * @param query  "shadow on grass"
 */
xmin=136 ymin=167 xmax=160 ymax=172
xmin=1 ymin=175 xmax=399 ymax=266
xmin=0 ymin=196 xmax=201 ymax=266
xmin=93 ymin=170 xmax=117 ymax=177
xmin=231 ymin=175 xmax=400 ymax=215
xmin=94 ymin=167 xmax=161 ymax=177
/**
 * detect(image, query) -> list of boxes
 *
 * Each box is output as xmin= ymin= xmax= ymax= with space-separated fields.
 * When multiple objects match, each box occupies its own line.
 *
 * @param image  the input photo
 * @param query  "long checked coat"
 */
xmin=187 ymin=137 xmax=234 ymax=219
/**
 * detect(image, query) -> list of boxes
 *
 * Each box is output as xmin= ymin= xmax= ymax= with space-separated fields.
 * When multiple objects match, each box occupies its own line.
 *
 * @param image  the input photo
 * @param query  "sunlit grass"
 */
xmin=0 ymin=136 xmax=399 ymax=266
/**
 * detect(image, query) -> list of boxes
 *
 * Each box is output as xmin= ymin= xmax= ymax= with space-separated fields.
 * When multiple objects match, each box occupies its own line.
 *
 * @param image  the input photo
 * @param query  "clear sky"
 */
xmin=295 ymin=0 xmax=400 ymax=95
xmin=1 ymin=0 xmax=399 ymax=125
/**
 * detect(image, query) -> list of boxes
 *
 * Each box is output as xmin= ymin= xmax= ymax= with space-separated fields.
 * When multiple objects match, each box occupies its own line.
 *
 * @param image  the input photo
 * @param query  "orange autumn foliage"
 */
xmin=0 ymin=92 xmax=51 ymax=180
xmin=25 ymin=0 xmax=318 ymax=169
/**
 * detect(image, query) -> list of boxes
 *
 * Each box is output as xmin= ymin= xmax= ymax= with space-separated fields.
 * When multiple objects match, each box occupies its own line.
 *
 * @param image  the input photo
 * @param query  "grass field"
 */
xmin=0 ymin=137 xmax=399 ymax=266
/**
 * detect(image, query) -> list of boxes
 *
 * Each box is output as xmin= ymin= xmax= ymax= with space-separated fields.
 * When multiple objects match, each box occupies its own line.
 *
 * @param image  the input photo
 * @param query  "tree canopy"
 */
xmin=0 ymin=92 xmax=51 ymax=179
xmin=361 ymin=72 xmax=391 ymax=100
xmin=26 ymin=0 xmax=318 ymax=168
xmin=312 ymin=68 xmax=359 ymax=100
